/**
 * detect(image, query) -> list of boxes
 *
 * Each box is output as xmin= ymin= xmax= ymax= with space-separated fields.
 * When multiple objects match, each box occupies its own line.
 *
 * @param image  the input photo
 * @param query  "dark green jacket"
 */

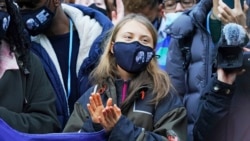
xmin=64 ymin=78 xmax=187 ymax=141
xmin=0 ymin=52 xmax=60 ymax=133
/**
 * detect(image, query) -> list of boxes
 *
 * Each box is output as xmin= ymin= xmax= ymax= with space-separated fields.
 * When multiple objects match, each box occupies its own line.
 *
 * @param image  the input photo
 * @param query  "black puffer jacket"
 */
xmin=166 ymin=0 xmax=214 ymax=140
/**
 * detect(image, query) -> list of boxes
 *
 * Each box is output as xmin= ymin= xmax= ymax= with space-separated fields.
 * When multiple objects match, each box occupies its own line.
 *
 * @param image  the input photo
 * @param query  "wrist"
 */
xmin=212 ymin=78 xmax=235 ymax=95
xmin=210 ymin=8 xmax=220 ymax=21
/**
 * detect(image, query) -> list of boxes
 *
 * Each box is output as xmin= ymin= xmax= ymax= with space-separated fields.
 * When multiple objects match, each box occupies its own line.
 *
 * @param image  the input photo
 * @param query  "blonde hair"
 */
xmin=90 ymin=14 xmax=172 ymax=104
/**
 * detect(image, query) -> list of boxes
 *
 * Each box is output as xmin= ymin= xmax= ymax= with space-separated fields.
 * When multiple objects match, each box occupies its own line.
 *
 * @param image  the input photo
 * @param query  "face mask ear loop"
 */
xmin=155 ymin=55 xmax=161 ymax=59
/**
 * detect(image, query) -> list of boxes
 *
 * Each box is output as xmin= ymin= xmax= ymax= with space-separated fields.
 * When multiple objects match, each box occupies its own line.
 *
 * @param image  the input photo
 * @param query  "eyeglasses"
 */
xmin=163 ymin=0 xmax=195 ymax=10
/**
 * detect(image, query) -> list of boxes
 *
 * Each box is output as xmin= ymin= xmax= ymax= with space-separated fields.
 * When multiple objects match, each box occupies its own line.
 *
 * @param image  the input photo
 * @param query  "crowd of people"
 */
xmin=0 ymin=0 xmax=249 ymax=141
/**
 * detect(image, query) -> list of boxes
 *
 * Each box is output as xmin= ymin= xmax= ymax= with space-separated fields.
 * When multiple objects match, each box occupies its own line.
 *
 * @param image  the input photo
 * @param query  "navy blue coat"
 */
xmin=166 ymin=0 xmax=214 ymax=140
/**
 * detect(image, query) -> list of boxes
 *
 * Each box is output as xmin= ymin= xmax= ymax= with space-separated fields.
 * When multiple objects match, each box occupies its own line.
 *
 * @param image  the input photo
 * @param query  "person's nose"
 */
xmin=175 ymin=2 xmax=184 ymax=12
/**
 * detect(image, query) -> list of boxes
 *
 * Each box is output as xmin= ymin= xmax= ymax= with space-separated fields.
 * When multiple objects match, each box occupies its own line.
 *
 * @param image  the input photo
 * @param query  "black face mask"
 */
xmin=113 ymin=41 xmax=155 ymax=73
xmin=0 ymin=10 xmax=10 ymax=39
xmin=21 ymin=6 xmax=54 ymax=36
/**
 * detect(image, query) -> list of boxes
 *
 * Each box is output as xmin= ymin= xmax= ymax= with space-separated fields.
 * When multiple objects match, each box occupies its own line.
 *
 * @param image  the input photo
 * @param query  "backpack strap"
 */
xmin=170 ymin=9 xmax=194 ymax=71
xmin=178 ymin=33 xmax=193 ymax=71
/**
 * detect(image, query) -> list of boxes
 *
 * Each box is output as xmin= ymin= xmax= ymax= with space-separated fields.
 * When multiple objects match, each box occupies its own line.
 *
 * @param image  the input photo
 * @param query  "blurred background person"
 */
xmin=156 ymin=0 xmax=197 ymax=71
xmin=0 ymin=0 xmax=60 ymax=133
xmin=166 ymin=0 xmax=247 ymax=140
xmin=16 ymin=0 xmax=113 ymax=129
xmin=193 ymin=22 xmax=250 ymax=141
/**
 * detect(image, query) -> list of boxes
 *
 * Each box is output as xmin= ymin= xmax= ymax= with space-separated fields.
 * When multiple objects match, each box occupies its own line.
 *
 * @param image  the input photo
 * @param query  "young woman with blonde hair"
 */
xmin=64 ymin=13 xmax=187 ymax=141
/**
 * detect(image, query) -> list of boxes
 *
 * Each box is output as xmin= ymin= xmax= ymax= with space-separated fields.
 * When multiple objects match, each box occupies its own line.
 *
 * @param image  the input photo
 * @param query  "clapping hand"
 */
xmin=87 ymin=93 xmax=121 ymax=132
xmin=87 ymin=93 xmax=113 ymax=124
xmin=99 ymin=104 xmax=121 ymax=132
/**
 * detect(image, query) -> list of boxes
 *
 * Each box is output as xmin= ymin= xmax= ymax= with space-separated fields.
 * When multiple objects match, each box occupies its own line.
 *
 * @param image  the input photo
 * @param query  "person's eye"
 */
xmin=183 ymin=1 xmax=192 ymax=5
xmin=123 ymin=35 xmax=132 ymax=40
xmin=182 ymin=0 xmax=194 ymax=6
xmin=165 ymin=1 xmax=176 ymax=7
xmin=141 ymin=38 xmax=150 ymax=44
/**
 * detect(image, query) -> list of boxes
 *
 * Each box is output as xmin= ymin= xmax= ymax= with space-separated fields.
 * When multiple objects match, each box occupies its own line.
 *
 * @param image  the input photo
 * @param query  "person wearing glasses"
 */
xmin=164 ymin=0 xmax=195 ymax=11
xmin=156 ymin=0 xmax=196 ymax=71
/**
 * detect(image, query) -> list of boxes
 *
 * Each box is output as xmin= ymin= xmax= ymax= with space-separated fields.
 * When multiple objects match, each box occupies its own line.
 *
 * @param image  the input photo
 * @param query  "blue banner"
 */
xmin=0 ymin=119 xmax=107 ymax=141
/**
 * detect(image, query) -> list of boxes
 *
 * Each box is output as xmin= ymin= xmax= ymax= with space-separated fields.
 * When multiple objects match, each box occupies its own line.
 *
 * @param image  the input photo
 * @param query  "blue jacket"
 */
xmin=166 ymin=0 xmax=214 ymax=140
xmin=31 ymin=4 xmax=113 ymax=129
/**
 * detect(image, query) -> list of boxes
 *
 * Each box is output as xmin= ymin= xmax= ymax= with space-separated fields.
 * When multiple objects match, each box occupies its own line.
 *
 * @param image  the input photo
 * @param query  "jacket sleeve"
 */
xmin=166 ymin=12 xmax=196 ymax=99
xmin=63 ymin=102 xmax=90 ymax=132
xmin=193 ymin=77 xmax=234 ymax=141
xmin=63 ymin=87 xmax=95 ymax=132
xmin=109 ymin=94 xmax=187 ymax=141
xmin=0 ymin=52 xmax=60 ymax=133
xmin=166 ymin=37 xmax=187 ymax=98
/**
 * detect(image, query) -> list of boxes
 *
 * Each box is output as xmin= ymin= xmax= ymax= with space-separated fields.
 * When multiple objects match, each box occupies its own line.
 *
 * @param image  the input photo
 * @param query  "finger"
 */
xmin=101 ymin=108 xmax=113 ymax=126
xmin=103 ymin=107 xmax=114 ymax=124
xmin=218 ymin=5 xmax=231 ymax=22
xmin=219 ymin=0 xmax=235 ymax=17
xmin=96 ymin=93 xmax=103 ymax=106
xmin=92 ymin=93 xmax=98 ymax=105
xmin=234 ymin=0 xmax=241 ymax=9
xmin=106 ymin=98 xmax=113 ymax=107
xmin=107 ymin=107 xmax=117 ymax=123
xmin=116 ymin=0 xmax=124 ymax=13
xmin=98 ymin=116 xmax=105 ymax=125
xmin=218 ymin=13 xmax=228 ymax=24
xmin=217 ymin=68 xmax=224 ymax=75
xmin=87 ymin=103 xmax=94 ymax=117
xmin=110 ymin=107 xmax=118 ymax=119
xmin=114 ymin=104 xmax=122 ymax=115
xmin=92 ymin=93 xmax=102 ymax=106
xmin=219 ymin=0 xmax=231 ymax=10
xmin=111 ymin=10 xmax=117 ymax=21
xmin=89 ymin=96 xmax=96 ymax=109
xmin=243 ymin=47 xmax=250 ymax=52
xmin=98 ymin=116 xmax=110 ymax=132
xmin=116 ymin=0 xmax=124 ymax=21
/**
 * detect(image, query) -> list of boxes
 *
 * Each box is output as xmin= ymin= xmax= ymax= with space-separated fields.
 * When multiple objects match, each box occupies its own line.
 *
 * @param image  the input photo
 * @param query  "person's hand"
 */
xmin=99 ymin=104 xmax=121 ymax=132
xmin=87 ymin=93 xmax=113 ymax=124
xmin=104 ymin=0 xmax=124 ymax=25
xmin=111 ymin=0 xmax=124 ymax=25
xmin=217 ymin=0 xmax=246 ymax=27
xmin=217 ymin=68 xmax=239 ymax=84
xmin=217 ymin=47 xmax=250 ymax=84
xmin=104 ymin=0 xmax=116 ymax=19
